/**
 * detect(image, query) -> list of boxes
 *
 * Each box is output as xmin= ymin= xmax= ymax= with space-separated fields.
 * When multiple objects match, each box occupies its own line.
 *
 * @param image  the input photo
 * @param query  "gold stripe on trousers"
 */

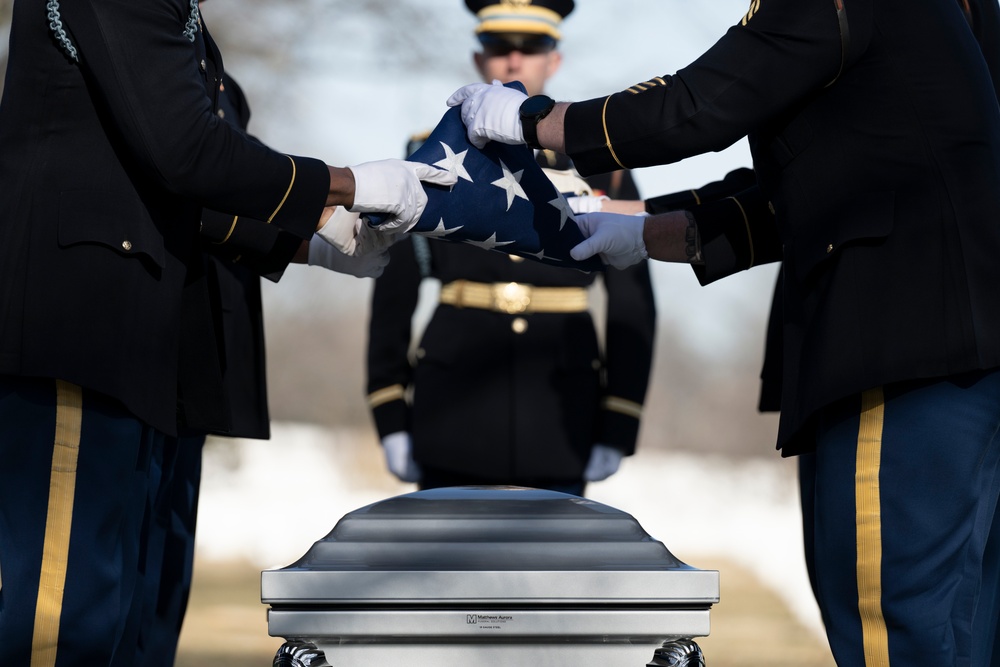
xmin=31 ymin=380 xmax=83 ymax=667
xmin=856 ymin=387 xmax=890 ymax=666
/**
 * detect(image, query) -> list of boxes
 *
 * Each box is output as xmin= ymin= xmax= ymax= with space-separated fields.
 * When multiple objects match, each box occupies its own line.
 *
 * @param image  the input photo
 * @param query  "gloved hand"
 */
xmin=566 ymin=195 xmax=609 ymax=214
xmin=315 ymin=206 xmax=363 ymax=255
xmin=307 ymin=232 xmax=389 ymax=278
xmin=583 ymin=444 xmax=625 ymax=482
xmin=316 ymin=207 xmax=402 ymax=257
xmin=571 ymin=212 xmax=649 ymax=270
xmin=446 ymin=80 xmax=527 ymax=149
xmin=348 ymin=159 xmax=458 ymax=232
xmin=382 ymin=431 xmax=422 ymax=483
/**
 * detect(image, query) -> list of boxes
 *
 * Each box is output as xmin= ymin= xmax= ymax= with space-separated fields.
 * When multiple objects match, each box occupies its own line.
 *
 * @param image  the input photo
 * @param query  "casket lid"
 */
xmin=262 ymin=487 xmax=719 ymax=606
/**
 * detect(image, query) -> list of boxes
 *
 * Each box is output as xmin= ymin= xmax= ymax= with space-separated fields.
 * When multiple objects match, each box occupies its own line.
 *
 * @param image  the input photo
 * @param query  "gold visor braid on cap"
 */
xmin=476 ymin=4 xmax=564 ymax=39
xmin=267 ymin=155 xmax=297 ymax=223
xmin=601 ymin=96 xmax=628 ymax=170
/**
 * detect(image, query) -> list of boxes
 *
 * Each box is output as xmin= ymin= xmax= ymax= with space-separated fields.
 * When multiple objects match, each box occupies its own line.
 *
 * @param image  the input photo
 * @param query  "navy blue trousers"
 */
xmin=137 ymin=435 xmax=204 ymax=667
xmin=0 ymin=377 xmax=203 ymax=667
xmin=799 ymin=369 xmax=1000 ymax=666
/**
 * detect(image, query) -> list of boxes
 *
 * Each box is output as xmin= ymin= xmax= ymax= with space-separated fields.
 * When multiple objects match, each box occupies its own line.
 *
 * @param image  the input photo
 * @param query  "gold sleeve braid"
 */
xmin=210 ymin=155 xmax=298 ymax=246
xmin=212 ymin=216 xmax=239 ymax=245
xmin=367 ymin=384 xmax=406 ymax=409
xmin=727 ymin=195 xmax=754 ymax=268
xmin=626 ymin=77 xmax=667 ymax=94
xmin=602 ymin=78 xmax=670 ymax=170
xmin=601 ymin=396 xmax=644 ymax=420
xmin=601 ymin=96 xmax=628 ymax=170
xmin=267 ymin=155 xmax=297 ymax=224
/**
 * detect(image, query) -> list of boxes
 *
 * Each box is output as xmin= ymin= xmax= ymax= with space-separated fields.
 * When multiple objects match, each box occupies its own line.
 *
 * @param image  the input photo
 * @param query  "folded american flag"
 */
xmin=369 ymin=82 xmax=603 ymax=272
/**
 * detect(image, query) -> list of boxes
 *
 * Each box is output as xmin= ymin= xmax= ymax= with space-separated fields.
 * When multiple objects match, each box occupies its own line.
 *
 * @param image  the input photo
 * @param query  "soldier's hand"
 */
xmin=348 ymin=159 xmax=457 ymax=232
xmin=583 ymin=444 xmax=625 ymax=482
xmin=447 ymin=80 xmax=527 ymax=149
xmin=570 ymin=212 xmax=649 ymax=270
xmin=382 ymin=431 xmax=422 ymax=483
xmin=316 ymin=206 xmax=404 ymax=258
xmin=306 ymin=233 xmax=389 ymax=278
xmin=315 ymin=206 xmax=363 ymax=255
xmin=566 ymin=195 xmax=609 ymax=214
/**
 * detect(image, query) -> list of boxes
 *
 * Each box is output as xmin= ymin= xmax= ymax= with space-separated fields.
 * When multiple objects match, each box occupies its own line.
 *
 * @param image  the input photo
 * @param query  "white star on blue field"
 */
xmin=432 ymin=142 xmax=472 ymax=183
xmin=421 ymin=218 xmax=464 ymax=238
xmin=490 ymin=159 xmax=529 ymax=211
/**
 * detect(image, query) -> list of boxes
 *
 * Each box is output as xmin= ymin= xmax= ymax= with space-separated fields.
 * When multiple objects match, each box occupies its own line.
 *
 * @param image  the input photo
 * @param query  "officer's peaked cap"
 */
xmin=465 ymin=0 xmax=575 ymax=42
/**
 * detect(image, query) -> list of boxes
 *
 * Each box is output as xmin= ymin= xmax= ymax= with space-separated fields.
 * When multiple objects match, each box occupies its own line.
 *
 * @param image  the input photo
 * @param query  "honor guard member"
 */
xmin=447 ymin=0 xmax=1000 ymax=662
xmin=141 ymin=39 xmax=344 ymax=660
xmin=366 ymin=0 xmax=656 ymax=496
xmin=0 ymin=0 xmax=455 ymax=664
xmin=145 ymin=52 xmax=391 ymax=665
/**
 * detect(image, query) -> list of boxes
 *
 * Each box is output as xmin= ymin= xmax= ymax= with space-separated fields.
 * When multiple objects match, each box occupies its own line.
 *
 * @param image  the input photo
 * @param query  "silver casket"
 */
xmin=262 ymin=487 xmax=719 ymax=667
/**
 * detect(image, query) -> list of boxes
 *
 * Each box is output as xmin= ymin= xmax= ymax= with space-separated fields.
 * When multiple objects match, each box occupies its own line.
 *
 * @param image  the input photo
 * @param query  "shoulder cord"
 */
xmin=46 ymin=0 xmax=77 ymax=62
xmin=182 ymin=0 xmax=202 ymax=42
xmin=47 ymin=0 xmax=201 ymax=63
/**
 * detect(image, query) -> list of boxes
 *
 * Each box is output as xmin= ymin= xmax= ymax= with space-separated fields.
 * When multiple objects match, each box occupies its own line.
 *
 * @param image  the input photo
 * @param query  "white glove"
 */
xmin=307 ymin=233 xmax=389 ymax=278
xmin=570 ymin=212 xmax=649 ymax=270
xmin=446 ymin=80 xmax=527 ymax=149
xmin=382 ymin=431 xmax=422 ymax=483
xmin=315 ymin=206 xmax=363 ymax=255
xmin=356 ymin=219 xmax=403 ymax=256
xmin=583 ymin=444 xmax=625 ymax=482
xmin=348 ymin=159 xmax=457 ymax=232
xmin=316 ymin=206 xmax=402 ymax=257
xmin=566 ymin=195 xmax=609 ymax=214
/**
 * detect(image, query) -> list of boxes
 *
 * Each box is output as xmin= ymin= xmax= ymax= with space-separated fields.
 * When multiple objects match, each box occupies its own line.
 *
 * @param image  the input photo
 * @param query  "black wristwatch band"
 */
xmin=519 ymin=94 xmax=556 ymax=150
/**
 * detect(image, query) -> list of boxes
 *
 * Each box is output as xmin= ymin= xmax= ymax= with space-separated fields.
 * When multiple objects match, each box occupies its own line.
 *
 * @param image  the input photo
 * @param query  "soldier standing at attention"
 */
xmin=366 ymin=0 xmax=657 ymax=497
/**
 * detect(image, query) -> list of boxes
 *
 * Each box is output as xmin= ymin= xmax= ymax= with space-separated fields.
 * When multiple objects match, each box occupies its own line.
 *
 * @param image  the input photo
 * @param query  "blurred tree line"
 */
xmin=0 ymin=0 xmax=781 ymax=460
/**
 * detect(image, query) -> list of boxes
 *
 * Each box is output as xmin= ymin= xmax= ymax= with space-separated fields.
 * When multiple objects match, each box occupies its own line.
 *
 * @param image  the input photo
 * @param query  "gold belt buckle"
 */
xmin=494 ymin=282 xmax=532 ymax=314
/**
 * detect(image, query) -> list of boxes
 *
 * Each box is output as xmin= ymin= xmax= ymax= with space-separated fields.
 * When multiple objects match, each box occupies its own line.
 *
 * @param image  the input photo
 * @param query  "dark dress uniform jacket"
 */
xmin=0 ymin=0 xmax=330 ymax=436
xmin=564 ymin=0 xmax=1000 ymax=453
xmin=197 ymin=77 xmax=272 ymax=439
xmin=367 ymin=156 xmax=656 ymax=482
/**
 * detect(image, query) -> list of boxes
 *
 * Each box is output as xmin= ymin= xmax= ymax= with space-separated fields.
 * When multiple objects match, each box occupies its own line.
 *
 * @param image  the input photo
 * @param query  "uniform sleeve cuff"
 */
xmin=564 ymin=96 xmax=627 ymax=177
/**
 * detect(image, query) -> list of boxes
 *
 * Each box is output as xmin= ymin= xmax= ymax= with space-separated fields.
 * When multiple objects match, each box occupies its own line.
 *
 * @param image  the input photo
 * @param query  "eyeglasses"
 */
xmin=479 ymin=33 xmax=557 ymax=57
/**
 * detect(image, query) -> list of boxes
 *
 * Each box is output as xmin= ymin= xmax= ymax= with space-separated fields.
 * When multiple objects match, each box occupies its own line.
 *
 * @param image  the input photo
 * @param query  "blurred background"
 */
xmin=0 ymin=1 xmax=832 ymax=664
